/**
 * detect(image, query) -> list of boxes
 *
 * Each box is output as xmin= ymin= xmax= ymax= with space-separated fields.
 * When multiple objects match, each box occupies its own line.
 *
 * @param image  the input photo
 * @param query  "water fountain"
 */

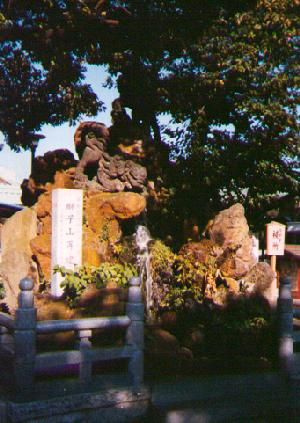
xmin=135 ymin=225 xmax=153 ymax=319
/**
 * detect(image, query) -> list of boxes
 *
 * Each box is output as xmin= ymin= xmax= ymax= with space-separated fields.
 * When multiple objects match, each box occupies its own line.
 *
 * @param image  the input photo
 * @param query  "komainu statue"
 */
xmin=73 ymin=99 xmax=147 ymax=193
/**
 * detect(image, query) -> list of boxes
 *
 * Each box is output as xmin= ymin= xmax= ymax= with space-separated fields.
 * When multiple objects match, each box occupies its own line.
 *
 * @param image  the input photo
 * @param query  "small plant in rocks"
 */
xmin=54 ymin=262 xmax=138 ymax=307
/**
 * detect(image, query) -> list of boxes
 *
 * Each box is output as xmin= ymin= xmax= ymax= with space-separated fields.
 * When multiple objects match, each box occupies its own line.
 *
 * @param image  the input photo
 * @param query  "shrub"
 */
xmin=0 ymin=282 xmax=5 ymax=300
xmin=203 ymin=294 xmax=276 ymax=358
xmin=53 ymin=262 xmax=138 ymax=307
xmin=150 ymin=240 xmax=175 ymax=284
xmin=149 ymin=240 xmax=219 ymax=314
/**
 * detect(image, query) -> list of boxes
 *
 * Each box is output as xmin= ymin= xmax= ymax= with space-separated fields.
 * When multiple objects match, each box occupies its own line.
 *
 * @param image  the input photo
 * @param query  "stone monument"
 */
xmin=51 ymin=189 xmax=83 ymax=297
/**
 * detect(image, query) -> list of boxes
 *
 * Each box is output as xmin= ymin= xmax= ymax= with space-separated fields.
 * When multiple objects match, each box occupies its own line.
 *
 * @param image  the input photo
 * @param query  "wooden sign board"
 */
xmin=266 ymin=221 xmax=286 ymax=256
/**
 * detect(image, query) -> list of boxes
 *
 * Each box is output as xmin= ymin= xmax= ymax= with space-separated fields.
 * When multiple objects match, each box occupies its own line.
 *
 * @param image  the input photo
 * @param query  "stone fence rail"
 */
xmin=278 ymin=276 xmax=300 ymax=377
xmin=0 ymin=276 xmax=144 ymax=391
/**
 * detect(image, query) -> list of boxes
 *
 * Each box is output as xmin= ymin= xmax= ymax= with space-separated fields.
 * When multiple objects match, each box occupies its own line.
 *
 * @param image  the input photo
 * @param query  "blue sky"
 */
xmin=0 ymin=65 xmax=118 ymax=182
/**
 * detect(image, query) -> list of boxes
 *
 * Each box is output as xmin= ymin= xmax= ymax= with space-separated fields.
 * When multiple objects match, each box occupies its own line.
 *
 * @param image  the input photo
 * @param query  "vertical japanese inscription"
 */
xmin=51 ymin=189 xmax=83 ymax=297
xmin=266 ymin=221 xmax=286 ymax=256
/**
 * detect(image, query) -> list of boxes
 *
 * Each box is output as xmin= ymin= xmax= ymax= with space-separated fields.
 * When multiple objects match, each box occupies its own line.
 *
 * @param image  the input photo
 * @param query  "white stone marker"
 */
xmin=51 ymin=189 xmax=83 ymax=297
xmin=251 ymin=235 xmax=259 ymax=263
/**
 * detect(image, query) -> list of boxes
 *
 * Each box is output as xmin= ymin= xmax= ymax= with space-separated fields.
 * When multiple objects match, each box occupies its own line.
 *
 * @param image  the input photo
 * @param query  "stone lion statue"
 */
xmin=73 ymin=100 xmax=147 ymax=193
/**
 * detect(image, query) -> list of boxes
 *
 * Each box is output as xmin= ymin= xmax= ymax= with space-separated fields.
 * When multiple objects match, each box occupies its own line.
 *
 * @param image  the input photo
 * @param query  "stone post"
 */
xmin=75 ymin=329 xmax=92 ymax=382
xmin=51 ymin=189 xmax=83 ymax=297
xmin=126 ymin=276 xmax=144 ymax=391
xmin=14 ymin=277 xmax=37 ymax=390
xmin=0 ymin=326 xmax=13 ymax=351
xmin=278 ymin=276 xmax=293 ymax=373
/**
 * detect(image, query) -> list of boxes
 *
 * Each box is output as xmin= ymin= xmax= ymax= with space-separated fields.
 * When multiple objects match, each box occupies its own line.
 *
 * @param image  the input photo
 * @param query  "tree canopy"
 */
xmin=0 ymin=0 xmax=299 ymax=229
xmin=0 ymin=42 xmax=102 ymax=150
xmin=164 ymin=0 xmax=300 ymax=229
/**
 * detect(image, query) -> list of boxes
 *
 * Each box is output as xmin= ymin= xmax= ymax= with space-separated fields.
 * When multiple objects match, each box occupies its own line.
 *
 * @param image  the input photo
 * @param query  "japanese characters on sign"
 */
xmin=51 ymin=189 xmax=83 ymax=297
xmin=266 ymin=221 xmax=286 ymax=256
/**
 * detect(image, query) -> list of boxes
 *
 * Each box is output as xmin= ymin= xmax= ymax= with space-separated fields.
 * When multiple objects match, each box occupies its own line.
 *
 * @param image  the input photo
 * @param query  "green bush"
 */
xmin=53 ymin=262 xmax=138 ymax=307
xmin=203 ymin=294 xmax=277 ymax=358
xmin=149 ymin=240 xmax=218 ymax=313
xmin=0 ymin=282 xmax=5 ymax=300
xmin=150 ymin=240 xmax=175 ymax=284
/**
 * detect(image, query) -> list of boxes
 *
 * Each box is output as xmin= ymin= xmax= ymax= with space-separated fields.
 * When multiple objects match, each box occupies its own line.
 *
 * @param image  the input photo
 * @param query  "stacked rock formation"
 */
xmin=208 ymin=203 xmax=257 ymax=279
xmin=30 ymin=189 xmax=146 ymax=284
xmin=178 ymin=204 xmax=275 ymax=303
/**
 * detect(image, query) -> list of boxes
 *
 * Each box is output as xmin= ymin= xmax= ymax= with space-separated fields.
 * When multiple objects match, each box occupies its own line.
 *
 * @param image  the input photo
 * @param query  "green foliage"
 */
xmin=164 ymin=253 xmax=209 ymax=311
xmin=0 ymin=0 xmax=298 ymax=230
xmin=150 ymin=240 xmax=176 ymax=284
xmin=203 ymin=294 xmax=277 ymax=357
xmin=96 ymin=262 xmax=138 ymax=287
xmin=167 ymin=292 xmax=277 ymax=361
xmin=53 ymin=264 xmax=99 ymax=307
xmin=99 ymin=220 xmax=110 ymax=242
xmin=165 ymin=0 xmax=300 ymax=230
xmin=150 ymin=240 xmax=220 ymax=313
xmin=0 ymin=282 xmax=5 ymax=300
xmin=54 ymin=262 xmax=137 ymax=307
xmin=111 ymin=237 xmax=137 ymax=265
xmin=175 ymin=254 xmax=211 ymax=287
xmin=0 ymin=44 xmax=102 ymax=151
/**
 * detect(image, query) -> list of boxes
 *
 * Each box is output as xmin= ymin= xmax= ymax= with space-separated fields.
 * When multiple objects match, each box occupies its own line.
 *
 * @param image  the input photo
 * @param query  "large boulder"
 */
xmin=242 ymin=262 xmax=275 ymax=295
xmin=174 ymin=204 xmax=268 ymax=305
xmin=209 ymin=203 xmax=256 ymax=278
xmin=31 ymin=190 xmax=146 ymax=282
xmin=85 ymin=191 xmax=146 ymax=222
xmin=179 ymin=239 xmax=222 ymax=264
xmin=0 ymin=207 xmax=37 ymax=312
xmin=83 ymin=191 xmax=146 ymax=264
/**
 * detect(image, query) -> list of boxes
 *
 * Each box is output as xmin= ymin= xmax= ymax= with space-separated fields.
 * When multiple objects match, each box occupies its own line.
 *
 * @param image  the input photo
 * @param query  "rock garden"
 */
xmin=0 ymin=106 xmax=278 ymax=381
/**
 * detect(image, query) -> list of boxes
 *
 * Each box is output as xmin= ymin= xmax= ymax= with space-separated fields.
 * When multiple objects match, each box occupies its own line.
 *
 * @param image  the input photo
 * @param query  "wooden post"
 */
xmin=14 ymin=277 xmax=37 ymax=390
xmin=278 ymin=276 xmax=293 ymax=374
xmin=75 ymin=329 xmax=92 ymax=382
xmin=126 ymin=276 xmax=144 ymax=391
xmin=270 ymin=255 xmax=278 ymax=300
xmin=271 ymin=255 xmax=277 ymax=273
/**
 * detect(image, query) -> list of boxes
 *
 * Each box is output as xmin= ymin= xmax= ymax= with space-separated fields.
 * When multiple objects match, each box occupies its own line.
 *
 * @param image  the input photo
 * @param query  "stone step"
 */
xmin=160 ymin=400 xmax=291 ymax=423
xmin=151 ymin=373 xmax=288 ymax=409
xmin=150 ymin=373 xmax=292 ymax=423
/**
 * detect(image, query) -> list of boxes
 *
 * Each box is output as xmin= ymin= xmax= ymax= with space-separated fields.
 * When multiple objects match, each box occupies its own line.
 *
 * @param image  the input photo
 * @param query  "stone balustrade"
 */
xmin=277 ymin=275 xmax=300 ymax=378
xmin=0 ymin=276 xmax=144 ymax=391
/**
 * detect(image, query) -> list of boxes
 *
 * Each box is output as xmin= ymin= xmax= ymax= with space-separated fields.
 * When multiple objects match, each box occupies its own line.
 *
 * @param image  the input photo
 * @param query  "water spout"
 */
xmin=135 ymin=225 xmax=153 ymax=318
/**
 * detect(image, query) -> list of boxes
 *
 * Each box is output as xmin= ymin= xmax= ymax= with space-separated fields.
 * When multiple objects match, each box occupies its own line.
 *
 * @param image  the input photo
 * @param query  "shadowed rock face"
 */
xmin=21 ymin=149 xmax=77 ymax=207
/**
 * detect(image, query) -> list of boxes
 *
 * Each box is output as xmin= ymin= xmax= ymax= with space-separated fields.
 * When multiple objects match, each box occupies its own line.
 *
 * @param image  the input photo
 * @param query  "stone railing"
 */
xmin=278 ymin=276 xmax=293 ymax=371
xmin=277 ymin=275 xmax=300 ymax=377
xmin=0 ymin=276 xmax=144 ymax=391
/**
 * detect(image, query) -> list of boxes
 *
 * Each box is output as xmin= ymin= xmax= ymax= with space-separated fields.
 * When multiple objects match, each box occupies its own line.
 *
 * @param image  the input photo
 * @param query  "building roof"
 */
xmin=285 ymin=244 xmax=300 ymax=260
xmin=0 ymin=174 xmax=21 ymax=205
xmin=287 ymin=222 xmax=300 ymax=233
